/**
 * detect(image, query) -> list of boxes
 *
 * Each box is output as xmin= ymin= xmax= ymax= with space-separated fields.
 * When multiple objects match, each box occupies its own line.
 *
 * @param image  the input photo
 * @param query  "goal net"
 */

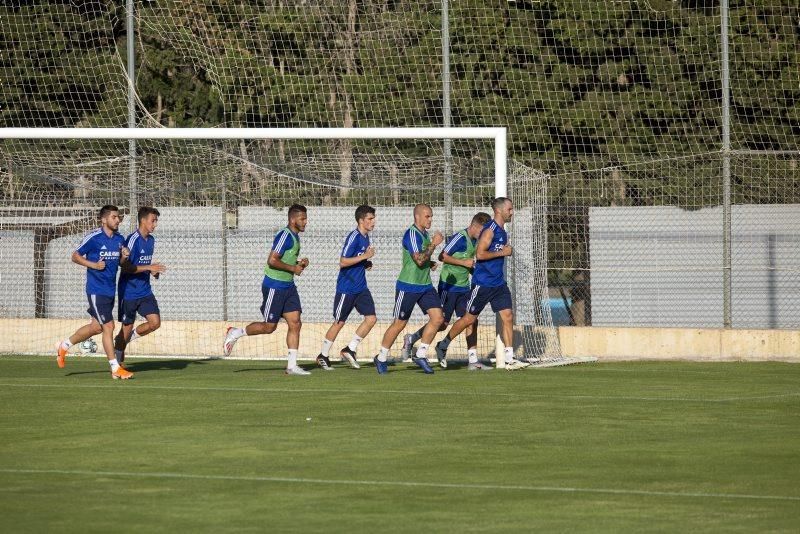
xmin=0 ymin=131 xmax=563 ymax=363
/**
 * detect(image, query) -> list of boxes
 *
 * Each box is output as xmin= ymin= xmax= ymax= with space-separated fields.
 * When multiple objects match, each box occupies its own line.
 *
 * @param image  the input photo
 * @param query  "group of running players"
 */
xmin=57 ymin=197 xmax=529 ymax=379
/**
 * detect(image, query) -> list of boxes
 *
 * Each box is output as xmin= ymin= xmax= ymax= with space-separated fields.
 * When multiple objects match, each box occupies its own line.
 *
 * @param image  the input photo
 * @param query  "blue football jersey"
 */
xmin=75 ymin=228 xmax=127 ymax=297
xmin=472 ymin=220 xmax=508 ymax=288
xmin=118 ymin=231 xmax=156 ymax=300
xmin=336 ymin=229 xmax=371 ymax=294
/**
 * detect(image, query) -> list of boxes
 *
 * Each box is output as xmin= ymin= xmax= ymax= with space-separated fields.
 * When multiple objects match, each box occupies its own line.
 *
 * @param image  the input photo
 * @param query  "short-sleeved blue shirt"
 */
xmin=118 ymin=231 xmax=156 ymax=300
xmin=473 ymin=220 xmax=508 ymax=288
xmin=75 ymin=228 xmax=127 ymax=297
xmin=336 ymin=229 xmax=371 ymax=294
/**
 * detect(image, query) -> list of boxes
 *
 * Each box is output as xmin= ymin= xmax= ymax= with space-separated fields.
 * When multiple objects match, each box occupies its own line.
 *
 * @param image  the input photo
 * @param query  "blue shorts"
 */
xmin=261 ymin=285 xmax=302 ymax=324
xmin=393 ymin=287 xmax=441 ymax=320
xmin=118 ymin=294 xmax=160 ymax=325
xmin=467 ymin=284 xmax=513 ymax=316
xmin=438 ymin=284 xmax=470 ymax=323
xmin=86 ymin=293 xmax=115 ymax=325
xmin=333 ymin=289 xmax=376 ymax=323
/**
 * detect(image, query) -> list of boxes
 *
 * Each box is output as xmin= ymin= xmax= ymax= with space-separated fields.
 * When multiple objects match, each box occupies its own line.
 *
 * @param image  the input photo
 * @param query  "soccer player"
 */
xmin=434 ymin=197 xmax=530 ymax=370
xmin=113 ymin=206 xmax=167 ymax=363
xmin=316 ymin=205 xmax=377 ymax=371
xmin=401 ymin=211 xmax=492 ymax=371
xmin=223 ymin=204 xmax=311 ymax=376
xmin=373 ymin=204 xmax=444 ymax=375
xmin=56 ymin=205 xmax=134 ymax=379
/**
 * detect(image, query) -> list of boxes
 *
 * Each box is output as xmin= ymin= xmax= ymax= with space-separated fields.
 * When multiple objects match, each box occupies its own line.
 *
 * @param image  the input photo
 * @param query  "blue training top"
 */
xmin=472 ymin=220 xmax=508 ymax=288
xmin=75 ymin=228 xmax=127 ymax=297
xmin=336 ymin=229 xmax=371 ymax=294
xmin=118 ymin=230 xmax=156 ymax=301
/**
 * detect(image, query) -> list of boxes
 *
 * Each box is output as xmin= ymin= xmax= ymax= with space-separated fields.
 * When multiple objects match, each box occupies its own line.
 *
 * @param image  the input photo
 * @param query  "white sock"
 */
xmin=128 ymin=328 xmax=141 ymax=344
xmin=230 ymin=327 xmax=247 ymax=340
xmin=60 ymin=339 xmax=72 ymax=350
xmin=287 ymin=349 xmax=298 ymax=369
xmin=468 ymin=348 xmax=478 ymax=364
xmin=504 ymin=347 xmax=514 ymax=364
xmin=320 ymin=339 xmax=334 ymax=357
xmin=378 ymin=346 xmax=390 ymax=362
xmin=416 ymin=343 xmax=429 ymax=359
xmin=409 ymin=327 xmax=424 ymax=345
xmin=439 ymin=335 xmax=452 ymax=350
xmin=347 ymin=335 xmax=362 ymax=352
xmin=108 ymin=358 xmax=120 ymax=372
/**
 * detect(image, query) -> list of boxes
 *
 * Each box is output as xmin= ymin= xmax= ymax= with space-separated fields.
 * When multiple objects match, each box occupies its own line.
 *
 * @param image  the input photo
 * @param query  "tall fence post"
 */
xmin=721 ymin=0 xmax=732 ymax=328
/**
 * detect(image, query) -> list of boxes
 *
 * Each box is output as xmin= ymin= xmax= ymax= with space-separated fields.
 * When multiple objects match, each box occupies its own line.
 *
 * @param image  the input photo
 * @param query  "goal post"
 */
xmin=0 ymin=126 xmax=565 ymax=365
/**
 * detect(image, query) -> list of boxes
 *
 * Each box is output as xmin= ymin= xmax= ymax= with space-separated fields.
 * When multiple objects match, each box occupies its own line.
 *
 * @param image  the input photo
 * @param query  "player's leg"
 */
xmin=114 ymin=323 xmax=135 ymax=363
xmin=223 ymin=286 xmax=278 ymax=356
xmin=402 ymin=288 xmax=449 ymax=359
xmin=128 ymin=296 xmax=161 ymax=343
xmin=410 ymin=289 xmax=442 ymax=373
xmin=89 ymin=295 xmax=132 ymax=379
xmin=283 ymin=286 xmax=309 ymax=376
xmin=318 ymin=292 xmax=351 ymax=370
xmin=374 ymin=290 xmax=414 ymax=374
xmin=340 ymin=290 xmax=376 ymax=369
xmin=491 ymin=285 xmax=528 ymax=370
xmin=114 ymin=297 xmax=140 ymax=362
xmin=57 ymin=316 xmax=103 ymax=368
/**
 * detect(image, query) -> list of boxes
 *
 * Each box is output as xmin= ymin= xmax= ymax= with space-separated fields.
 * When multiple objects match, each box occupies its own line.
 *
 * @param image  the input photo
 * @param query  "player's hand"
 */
xmin=94 ymin=260 xmax=106 ymax=270
xmin=364 ymin=246 xmax=376 ymax=260
xmin=120 ymin=246 xmax=130 ymax=259
xmin=299 ymin=258 xmax=309 ymax=268
xmin=430 ymin=261 xmax=438 ymax=271
xmin=431 ymin=231 xmax=444 ymax=247
xmin=364 ymin=260 xmax=373 ymax=271
xmin=503 ymin=245 xmax=513 ymax=257
xmin=150 ymin=263 xmax=167 ymax=274
xmin=465 ymin=258 xmax=475 ymax=269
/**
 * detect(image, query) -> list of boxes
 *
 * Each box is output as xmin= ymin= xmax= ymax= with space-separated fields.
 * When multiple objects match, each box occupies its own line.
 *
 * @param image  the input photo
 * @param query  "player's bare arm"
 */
xmin=71 ymin=250 xmax=104 ymax=270
xmin=412 ymin=231 xmax=443 ymax=267
xmin=268 ymin=250 xmax=305 ymax=275
xmin=339 ymin=245 xmax=375 ymax=268
xmin=475 ymin=228 xmax=512 ymax=260
xmin=439 ymin=250 xmax=474 ymax=269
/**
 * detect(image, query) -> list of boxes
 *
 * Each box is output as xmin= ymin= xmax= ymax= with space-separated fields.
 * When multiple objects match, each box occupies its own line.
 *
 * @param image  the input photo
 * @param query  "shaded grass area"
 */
xmin=1 ymin=356 xmax=799 ymax=532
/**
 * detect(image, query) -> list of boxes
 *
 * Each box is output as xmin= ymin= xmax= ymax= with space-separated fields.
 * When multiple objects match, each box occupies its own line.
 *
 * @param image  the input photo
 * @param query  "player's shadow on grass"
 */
xmin=124 ymin=359 xmax=211 ymax=373
xmin=64 ymin=359 xmax=210 ymax=376
xmin=234 ymin=363 xmax=316 ymax=373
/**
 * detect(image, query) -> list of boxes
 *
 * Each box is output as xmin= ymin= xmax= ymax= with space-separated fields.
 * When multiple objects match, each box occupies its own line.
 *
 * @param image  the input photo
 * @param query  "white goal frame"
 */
xmin=0 ymin=126 xmax=511 ymax=367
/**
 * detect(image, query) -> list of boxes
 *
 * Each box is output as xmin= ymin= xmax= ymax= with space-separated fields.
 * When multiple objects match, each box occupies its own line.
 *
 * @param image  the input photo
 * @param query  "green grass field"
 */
xmin=1 ymin=355 xmax=798 ymax=533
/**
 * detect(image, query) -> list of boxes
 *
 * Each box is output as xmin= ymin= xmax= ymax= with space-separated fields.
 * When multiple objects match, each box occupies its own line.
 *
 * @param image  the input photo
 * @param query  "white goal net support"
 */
xmin=0 ymin=127 xmax=571 ymax=366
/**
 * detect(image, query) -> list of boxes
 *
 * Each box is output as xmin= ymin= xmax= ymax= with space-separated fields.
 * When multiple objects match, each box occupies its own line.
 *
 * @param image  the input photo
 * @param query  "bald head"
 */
xmin=413 ymin=203 xmax=433 ymax=230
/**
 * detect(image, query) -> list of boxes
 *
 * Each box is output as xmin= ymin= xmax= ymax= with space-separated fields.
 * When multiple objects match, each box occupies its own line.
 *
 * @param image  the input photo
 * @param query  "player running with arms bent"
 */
xmin=224 ymin=204 xmax=311 ymax=375
xmin=316 ymin=205 xmax=378 ymax=370
xmin=435 ymin=198 xmax=530 ymax=370
xmin=56 ymin=205 xmax=134 ymax=379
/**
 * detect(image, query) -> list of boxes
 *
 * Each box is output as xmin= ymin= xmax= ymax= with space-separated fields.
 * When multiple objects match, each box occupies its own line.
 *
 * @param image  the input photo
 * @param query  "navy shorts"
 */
xmin=393 ymin=287 xmax=442 ymax=320
xmin=261 ymin=284 xmax=302 ymax=324
xmin=438 ymin=284 xmax=470 ymax=323
xmin=118 ymin=294 xmax=160 ymax=324
xmin=87 ymin=293 xmax=115 ymax=325
xmin=466 ymin=283 xmax=513 ymax=316
xmin=333 ymin=289 xmax=376 ymax=322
